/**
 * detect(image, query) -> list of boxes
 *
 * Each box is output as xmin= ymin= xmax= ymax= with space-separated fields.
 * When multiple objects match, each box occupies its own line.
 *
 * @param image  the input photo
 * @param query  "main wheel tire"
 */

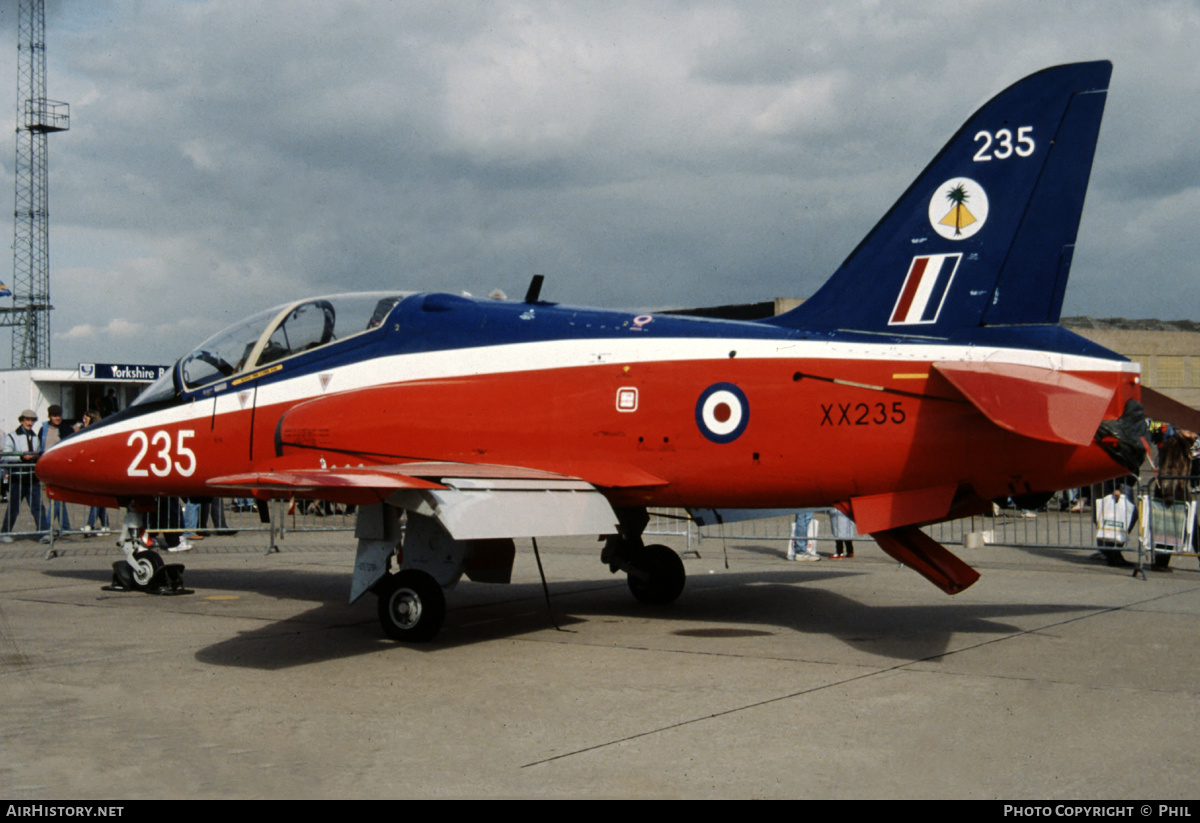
xmin=129 ymin=550 xmax=164 ymax=591
xmin=627 ymin=543 xmax=686 ymax=605
xmin=376 ymin=570 xmax=446 ymax=642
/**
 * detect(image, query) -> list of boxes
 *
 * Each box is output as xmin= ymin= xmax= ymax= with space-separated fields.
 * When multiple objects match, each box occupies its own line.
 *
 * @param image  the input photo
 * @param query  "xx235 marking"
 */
xmin=127 ymin=430 xmax=197 ymax=477
xmin=820 ymin=401 xmax=906 ymax=426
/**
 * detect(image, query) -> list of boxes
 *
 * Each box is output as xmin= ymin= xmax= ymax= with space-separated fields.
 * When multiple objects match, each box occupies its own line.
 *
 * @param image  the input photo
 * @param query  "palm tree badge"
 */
xmin=938 ymin=183 xmax=977 ymax=236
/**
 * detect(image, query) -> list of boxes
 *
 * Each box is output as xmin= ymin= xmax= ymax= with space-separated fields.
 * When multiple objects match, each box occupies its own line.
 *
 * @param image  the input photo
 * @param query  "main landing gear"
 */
xmin=357 ymin=505 xmax=686 ymax=645
xmin=370 ymin=533 xmax=686 ymax=644
xmin=625 ymin=543 xmax=687 ymax=605
xmin=601 ymin=507 xmax=687 ymax=606
xmin=375 ymin=569 xmax=446 ymax=643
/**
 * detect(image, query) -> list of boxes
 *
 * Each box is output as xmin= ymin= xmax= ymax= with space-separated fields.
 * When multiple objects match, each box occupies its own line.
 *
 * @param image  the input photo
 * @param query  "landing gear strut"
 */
xmin=103 ymin=510 xmax=190 ymax=595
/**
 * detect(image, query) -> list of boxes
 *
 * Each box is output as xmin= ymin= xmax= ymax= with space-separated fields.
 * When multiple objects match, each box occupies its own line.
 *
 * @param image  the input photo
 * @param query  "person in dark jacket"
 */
xmin=39 ymin=405 xmax=75 ymax=535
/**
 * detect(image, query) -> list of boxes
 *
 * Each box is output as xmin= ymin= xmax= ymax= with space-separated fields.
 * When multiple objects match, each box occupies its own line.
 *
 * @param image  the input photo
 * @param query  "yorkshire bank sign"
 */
xmin=77 ymin=363 xmax=169 ymax=382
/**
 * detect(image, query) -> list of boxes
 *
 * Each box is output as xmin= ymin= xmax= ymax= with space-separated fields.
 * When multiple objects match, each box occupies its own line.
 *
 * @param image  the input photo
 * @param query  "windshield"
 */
xmin=131 ymin=368 xmax=177 ymax=407
xmin=179 ymin=305 xmax=283 ymax=390
xmin=173 ymin=293 xmax=408 ymax=392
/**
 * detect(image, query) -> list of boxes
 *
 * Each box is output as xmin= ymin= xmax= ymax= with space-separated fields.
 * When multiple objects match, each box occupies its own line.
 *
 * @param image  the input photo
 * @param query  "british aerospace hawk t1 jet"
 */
xmin=38 ymin=61 xmax=1146 ymax=642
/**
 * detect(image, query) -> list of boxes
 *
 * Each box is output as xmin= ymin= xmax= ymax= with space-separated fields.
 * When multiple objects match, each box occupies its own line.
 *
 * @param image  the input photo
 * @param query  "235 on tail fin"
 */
xmin=771 ymin=61 xmax=1112 ymax=334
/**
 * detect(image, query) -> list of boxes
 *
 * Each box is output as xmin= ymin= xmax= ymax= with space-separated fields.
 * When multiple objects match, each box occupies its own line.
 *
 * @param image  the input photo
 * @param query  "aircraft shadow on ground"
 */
xmin=37 ymin=563 xmax=357 ymax=603
xmin=169 ymin=564 xmax=1100 ymax=671
xmin=35 ymin=555 xmax=1113 ymax=671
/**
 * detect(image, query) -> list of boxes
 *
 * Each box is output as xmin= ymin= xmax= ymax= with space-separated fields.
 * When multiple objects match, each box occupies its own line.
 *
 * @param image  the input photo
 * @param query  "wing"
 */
xmin=206 ymin=466 xmax=446 ymax=502
xmin=208 ymin=461 xmax=622 ymax=539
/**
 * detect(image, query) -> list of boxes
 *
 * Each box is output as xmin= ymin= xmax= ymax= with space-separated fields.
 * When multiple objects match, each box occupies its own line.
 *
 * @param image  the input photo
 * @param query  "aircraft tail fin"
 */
xmin=769 ymin=61 xmax=1111 ymax=334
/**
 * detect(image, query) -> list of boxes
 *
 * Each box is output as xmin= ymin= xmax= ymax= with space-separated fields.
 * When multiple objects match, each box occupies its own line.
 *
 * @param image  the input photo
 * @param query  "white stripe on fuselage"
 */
xmin=56 ymin=336 xmax=1137 ymax=449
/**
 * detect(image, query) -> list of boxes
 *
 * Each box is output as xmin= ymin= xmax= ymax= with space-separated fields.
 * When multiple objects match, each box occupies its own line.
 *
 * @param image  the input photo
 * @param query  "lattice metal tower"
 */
xmin=4 ymin=0 xmax=68 ymax=368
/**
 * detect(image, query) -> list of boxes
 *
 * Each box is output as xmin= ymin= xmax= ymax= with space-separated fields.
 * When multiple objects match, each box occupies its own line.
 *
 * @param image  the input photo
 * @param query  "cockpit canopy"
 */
xmin=134 ymin=292 xmax=409 ymax=406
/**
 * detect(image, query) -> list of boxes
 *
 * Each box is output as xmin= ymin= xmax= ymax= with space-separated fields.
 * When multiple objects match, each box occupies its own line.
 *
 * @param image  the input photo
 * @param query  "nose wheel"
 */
xmin=129 ymin=550 xmax=163 ymax=589
xmin=375 ymin=569 xmax=446 ymax=642
xmin=104 ymin=549 xmax=190 ymax=595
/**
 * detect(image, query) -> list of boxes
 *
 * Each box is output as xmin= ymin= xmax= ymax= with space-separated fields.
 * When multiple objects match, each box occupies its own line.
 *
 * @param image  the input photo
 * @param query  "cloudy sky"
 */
xmin=0 ymin=0 xmax=1197 ymax=368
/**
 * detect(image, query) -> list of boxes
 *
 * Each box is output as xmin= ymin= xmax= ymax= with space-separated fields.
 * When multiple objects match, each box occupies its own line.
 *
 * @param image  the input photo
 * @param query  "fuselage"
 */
xmin=37 ymin=290 xmax=1138 ymax=520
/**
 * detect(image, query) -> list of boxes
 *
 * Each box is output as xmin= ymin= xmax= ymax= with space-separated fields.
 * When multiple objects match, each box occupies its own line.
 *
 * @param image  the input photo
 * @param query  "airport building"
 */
xmin=1062 ymin=318 xmax=1200 ymax=412
xmin=0 ymin=362 xmax=164 ymax=431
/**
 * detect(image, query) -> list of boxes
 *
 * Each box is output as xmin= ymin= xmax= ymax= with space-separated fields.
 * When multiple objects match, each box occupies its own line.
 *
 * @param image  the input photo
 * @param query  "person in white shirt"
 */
xmin=1095 ymin=486 xmax=1136 ymax=567
xmin=1 ymin=409 xmax=48 ymax=542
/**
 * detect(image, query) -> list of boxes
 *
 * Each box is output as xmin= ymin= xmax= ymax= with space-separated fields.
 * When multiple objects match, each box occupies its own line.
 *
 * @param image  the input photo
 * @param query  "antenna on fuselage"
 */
xmin=524 ymin=274 xmax=545 ymax=304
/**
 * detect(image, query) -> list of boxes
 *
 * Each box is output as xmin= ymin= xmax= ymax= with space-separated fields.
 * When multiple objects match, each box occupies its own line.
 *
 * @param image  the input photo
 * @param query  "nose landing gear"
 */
xmin=103 ymin=510 xmax=191 ymax=595
xmin=105 ymin=548 xmax=190 ymax=594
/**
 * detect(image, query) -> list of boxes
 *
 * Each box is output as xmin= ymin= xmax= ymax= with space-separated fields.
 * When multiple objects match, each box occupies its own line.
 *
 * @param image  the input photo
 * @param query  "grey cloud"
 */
xmin=0 ymin=1 xmax=1190 ymax=366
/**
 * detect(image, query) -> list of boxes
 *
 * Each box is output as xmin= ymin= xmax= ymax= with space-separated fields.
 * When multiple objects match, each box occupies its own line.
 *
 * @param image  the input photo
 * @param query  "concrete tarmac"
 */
xmin=1 ymin=528 xmax=1197 ymax=799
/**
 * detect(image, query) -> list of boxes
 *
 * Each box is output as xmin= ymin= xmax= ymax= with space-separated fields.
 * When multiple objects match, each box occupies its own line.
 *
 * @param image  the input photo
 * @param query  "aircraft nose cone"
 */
xmin=36 ymin=441 xmax=76 ymax=489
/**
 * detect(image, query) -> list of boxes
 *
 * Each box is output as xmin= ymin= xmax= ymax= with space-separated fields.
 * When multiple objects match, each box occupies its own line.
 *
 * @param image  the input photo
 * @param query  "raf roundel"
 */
xmin=695 ymin=383 xmax=750 ymax=443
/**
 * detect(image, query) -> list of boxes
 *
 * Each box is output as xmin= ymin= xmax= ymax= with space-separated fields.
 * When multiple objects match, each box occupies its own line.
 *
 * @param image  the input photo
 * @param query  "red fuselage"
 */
xmin=37 ymin=297 xmax=1139 ymax=529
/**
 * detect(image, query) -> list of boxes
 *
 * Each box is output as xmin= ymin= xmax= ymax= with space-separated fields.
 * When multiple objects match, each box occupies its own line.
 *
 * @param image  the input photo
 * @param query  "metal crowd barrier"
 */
xmin=3 ymin=456 xmax=1196 ymax=572
xmin=1138 ymin=475 xmax=1199 ymax=572
xmin=645 ymin=479 xmax=1199 ymax=574
xmin=0 ymin=455 xmax=360 ymax=554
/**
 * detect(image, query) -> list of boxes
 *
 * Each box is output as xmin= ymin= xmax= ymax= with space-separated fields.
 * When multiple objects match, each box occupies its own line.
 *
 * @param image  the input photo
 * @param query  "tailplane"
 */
xmin=770 ymin=61 xmax=1111 ymax=334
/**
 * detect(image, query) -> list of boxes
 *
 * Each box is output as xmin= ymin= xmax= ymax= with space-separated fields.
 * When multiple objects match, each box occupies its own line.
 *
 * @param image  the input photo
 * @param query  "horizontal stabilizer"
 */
xmin=934 ymin=361 xmax=1115 ymax=445
xmin=871 ymin=526 xmax=981 ymax=595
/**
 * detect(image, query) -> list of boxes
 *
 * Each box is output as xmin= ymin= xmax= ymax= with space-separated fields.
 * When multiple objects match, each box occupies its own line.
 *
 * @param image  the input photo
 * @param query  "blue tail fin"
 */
xmin=769 ymin=61 xmax=1111 ymax=334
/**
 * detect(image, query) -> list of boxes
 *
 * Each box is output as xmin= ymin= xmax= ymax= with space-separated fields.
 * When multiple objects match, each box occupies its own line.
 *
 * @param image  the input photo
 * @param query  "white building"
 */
xmin=0 ymin=362 xmax=165 ymax=432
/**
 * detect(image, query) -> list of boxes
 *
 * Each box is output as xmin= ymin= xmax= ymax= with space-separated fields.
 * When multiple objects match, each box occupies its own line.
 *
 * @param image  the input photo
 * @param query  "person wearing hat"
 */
xmin=1 ymin=409 xmax=49 ymax=542
xmin=39 ymin=405 xmax=75 ymax=535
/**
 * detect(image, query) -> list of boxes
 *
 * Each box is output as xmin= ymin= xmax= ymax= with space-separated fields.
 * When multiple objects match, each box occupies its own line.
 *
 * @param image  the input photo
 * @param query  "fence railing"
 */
xmin=647 ymin=480 xmax=1199 ymax=572
xmin=4 ymin=461 xmax=1196 ymax=572
xmin=0 ymin=459 xmax=359 ymax=554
